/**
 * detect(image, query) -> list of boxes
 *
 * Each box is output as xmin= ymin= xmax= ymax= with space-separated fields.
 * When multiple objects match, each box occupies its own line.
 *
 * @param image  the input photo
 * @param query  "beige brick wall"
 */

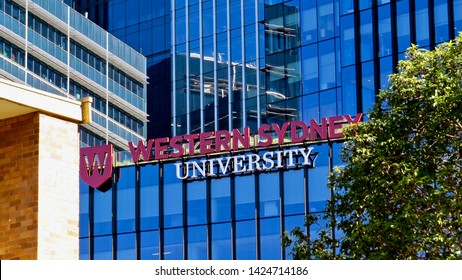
xmin=0 ymin=112 xmax=80 ymax=260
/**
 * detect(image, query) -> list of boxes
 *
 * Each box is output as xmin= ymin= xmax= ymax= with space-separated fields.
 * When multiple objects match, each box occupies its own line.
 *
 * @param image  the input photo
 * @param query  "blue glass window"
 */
xmin=236 ymin=220 xmax=256 ymax=260
xmin=341 ymin=14 xmax=355 ymax=66
xmin=308 ymin=144 xmax=329 ymax=213
xmin=93 ymin=186 xmax=112 ymax=236
xmin=140 ymin=165 xmax=159 ymax=230
xmin=360 ymin=9 xmax=373 ymax=61
xmin=212 ymin=223 xmax=232 ymax=259
xmin=379 ymin=55 xmax=393 ymax=90
xmin=415 ymin=0 xmax=430 ymax=47
xmin=434 ymin=0 xmax=449 ymax=44
xmin=117 ymin=233 xmax=135 ymax=260
xmin=164 ymin=228 xmax=183 ymax=260
xmin=187 ymin=180 xmax=207 ymax=225
xmin=164 ymin=164 xmax=183 ymax=228
xmin=455 ymin=0 xmax=462 ymax=34
xmin=259 ymin=172 xmax=280 ymax=218
xmin=302 ymin=43 xmax=319 ymax=94
xmin=341 ymin=65 xmax=356 ymax=115
xmin=319 ymin=39 xmax=336 ymax=90
xmin=362 ymin=60 xmax=375 ymax=112
xmin=359 ymin=0 xmax=373 ymax=10
xmin=211 ymin=177 xmax=231 ymax=223
xmin=235 ymin=175 xmax=255 ymax=220
xmin=188 ymin=225 xmax=207 ymax=260
xmin=318 ymin=0 xmax=335 ymax=40
xmin=79 ymin=237 xmax=89 ymax=260
xmin=284 ymin=215 xmax=305 ymax=259
xmin=301 ymin=1 xmax=317 ymax=44
xmin=378 ymin=4 xmax=392 ymax=57
xmin=117 ymin=166 xmax=135 ymax=233
xmin=140 ymin=230 xmax=160 ymax=260
xmin=79 ymin=180 xmax=89 ymax=237
xmin=94 ymin=235 xmax=112 ymax=260
xmin=189 ymin=4 xmax=200 ymax=42
xmin=396 ymin=0 xmax=411 ymax=53
xmin=320 ymin=89 xmax=337 ymax=119
xmin=260 ymin=217 xmax=281 ymax=260
xmin=302 ymin=93 xmax=320 ymax=123
xmin=340 ymin=0 xmax=354 ymax=15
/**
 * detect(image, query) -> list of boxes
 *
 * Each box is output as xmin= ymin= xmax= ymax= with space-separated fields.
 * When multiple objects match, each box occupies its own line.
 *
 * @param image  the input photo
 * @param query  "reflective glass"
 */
xmin=260 ymin=217 xmax=281 ymax=259
xmin=378 ymin=4 xmax=392 ymax=57
xmin=455 ymin=0 xmax=462 ymax=34
xmin=164 ymin=228 xmax=183 ymax=259
xmin=259 ymin=172 xmax=280 ymax=218
xmin=211 ymin=177 xmax=231 ymax=223
xmin=140 ymin=165 xmax=159 ymax=230
xmin=187 ymin=180 xmax=207 ymax=225
xmin=236 ymin=220 xmax=256 ymax=259
xmin=396 ymin=0 xmax=411 ymax=53
xmin=141 ymin=230 xmax=160 ymax=260
xmin=379 ymin=55 xmax=393 ymax=90
xmin=284 ymin=167 xmax=305 ymax=215
xmin=340 ymin=14 xmax=355 ymax=66
xmin=235 ymin=175 xmax=255 ymax=220
xmin=188 ymin=225 xmax=207 ymax=260
xmin=302 ymin=93 xmax=320 ymax=123
xmin=301 ymin=1 xmax=317 ymax=44
xmin=284 ymin=215 xmax=305 ymax=259
xmin=361 ymin=60 xmax=375 ymax=112
xmin=434 ymin=0 xmax=449 ymax=44
xmin=164 ymin=164 xmax=183 ymax=228
xmin=93 ymin=184 xmax=112 ymax=235
xmin=318 ymin=0 xmax=335 ymax=39
xmin=415 ymin=0 xmax=430 ymax=47
xmin=341 ymin=65 xmax=356 ymax=115
xmin=94 ymin=235 xmax=112 ymax=260
xmin=360 ymin=10 xmax=373 ymax=61
xmin=212 ymin=223 xmax=232 ymax=259
xmin=117 ymin=233 xmax=135 ymax=260
xmin=79 ymin=179 xmax=89 ymax=237
xmin=308 ymin=144 xmax=329 ymax=213
xmin=117 ymin=166 xmax=135 ymax=233
xmin=80 ymin=237 xmax=89 ymax=260
xmin=319 ymin=39 xmax=336 ymax=90
xmin=340 ymin=0 xmax=354 ymax=15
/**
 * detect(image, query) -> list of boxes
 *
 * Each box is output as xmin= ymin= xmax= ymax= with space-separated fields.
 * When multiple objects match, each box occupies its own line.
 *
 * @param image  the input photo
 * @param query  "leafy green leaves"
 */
xmin=284 ymin=35 xmax=462 ymax=260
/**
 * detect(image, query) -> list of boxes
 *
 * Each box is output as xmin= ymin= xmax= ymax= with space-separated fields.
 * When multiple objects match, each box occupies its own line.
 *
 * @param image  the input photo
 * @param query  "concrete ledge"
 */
xmin=0 ymin=79 xmax=82 ymax=122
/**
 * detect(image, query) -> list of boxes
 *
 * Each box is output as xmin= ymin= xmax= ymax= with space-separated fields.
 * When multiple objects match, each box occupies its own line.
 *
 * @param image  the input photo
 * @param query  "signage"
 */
xmin=80 ymin=144 xmax=115 ymax=191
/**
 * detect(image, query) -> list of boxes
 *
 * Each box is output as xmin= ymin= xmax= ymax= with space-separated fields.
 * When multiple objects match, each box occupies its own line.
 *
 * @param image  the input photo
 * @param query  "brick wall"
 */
xmin=0 ymin=112 xmax=80 ymax=259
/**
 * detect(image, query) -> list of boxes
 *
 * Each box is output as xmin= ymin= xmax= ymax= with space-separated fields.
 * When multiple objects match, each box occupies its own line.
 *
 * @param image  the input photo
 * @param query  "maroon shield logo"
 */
xmin=80 ymin=144 xmax=114 ymax=191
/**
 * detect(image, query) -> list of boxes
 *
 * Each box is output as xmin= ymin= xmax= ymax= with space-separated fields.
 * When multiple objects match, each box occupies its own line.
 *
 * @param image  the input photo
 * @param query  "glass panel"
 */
xmin=211 ymin=177 xmax=231 ymax=223
xmin=164 ymin=228 xmax=183 ymax=259
xmin=93 ymin=185 xmax=112 ymax=235
xmin=188 ymin=225 xmax=207 ymax=260
xmin=318 ymin=0 xmax=335 ymax=40
xmin=360 ymin=9 xmax=373 ymax=62
xmin=117 ymin=233 xmax=135 ymax=260
xmin=187 ymin=180 xmax=207 ymax=225
xmin=301 ymin=1 xmax=317 ymax=44
xmin=79 ymin=179 xmax=89 ymax=237
xmin=319 ymin=39 xmax=336 ymax=90
xmin=320 ymin=89 xmax=337 ymax=119
xmin=302 ymin=43 xmax=318 ymax=94
xmin=260 ymin=217 xmax=281 ymax=260
xmin=361 ymin=60 xmax=375 ymax=112
xmin=434 ymin=0 xmax=449 ymax=43
xmin=140 ymin=165 xmax=159 ymax=230
xmin=259 ymin=172 xmax=280 ymax=218
xmin=79 ymin=238 xmax=89 ymax=260
xmin=94 ymin=235 xmax=112 ymax=260
xmin=341 ymin=65 xmax=356 ymax=115
xmin=455 ymin=0 xmax=462 ymax=34
xmin=284 ymin=215 xmax=305 ymax=259
xmin=378 ymin=4 xmax=392 ymax=57
xmin=141 ymin=230 xmax=160 ymax=260
xmin=235 ymin=175 xmax=255 ymax=220
xmin=340 ymin=15 xmax=355 ymax=66
xmin=164 ymin=164 xmax=183 ymax=228
xmin=396 ymin=0 xmax=411 ymax=53
xmin=117 ymin=166 xmax=135 ymax=233
xmin=308 ymin=143 xmax=329 ymax=213
xmin=212 ymin=223 xmax=232 ymax=260
xmin=415 ymin=0 xmax=430 ymax=47
xmin=236 ymin=220 xmax=256 ymax=260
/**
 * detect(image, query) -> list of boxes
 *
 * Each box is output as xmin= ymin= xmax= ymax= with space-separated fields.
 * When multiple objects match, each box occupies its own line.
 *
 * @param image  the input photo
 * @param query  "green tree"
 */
xmin=284 ymin=35 xmax=462 ymax=260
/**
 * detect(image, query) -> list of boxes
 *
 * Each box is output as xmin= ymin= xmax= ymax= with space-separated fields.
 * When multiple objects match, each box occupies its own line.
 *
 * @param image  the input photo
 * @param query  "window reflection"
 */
xmin=140 ymin=230 xmax=159 ymax=260
xmin=260 ymin=217 xmax=281 ymax=260
xmin=188 ymin=225 xmax=207 ymax=260
xmin=211 ymin=178 xmax=231 ymax=223
xmin=117 ymin=233 xmax=135 ymax=260
xmin=164 ymin=164 xmax=183 ymax=228
xmin=235 ymin=175 xmax=255 ymax=220
xmin=187 ymin=180 xmax=207 ymax=225
xmin=212 ymin=223 xmax=232 ymax=259
xmin=236 ymin=220 xmax=256 ymax=259
xmin=308 ymin=144 xmax=329 ymax=213
xmin=117 ymin=166 xmax=135 ymax=233
xmin=259 ymin=173 xmax=280 ymax=218
xmin=164 ymin=228 xmax=183 ymax=260
xmin=140 ymin=165 xmax=159 ymax=230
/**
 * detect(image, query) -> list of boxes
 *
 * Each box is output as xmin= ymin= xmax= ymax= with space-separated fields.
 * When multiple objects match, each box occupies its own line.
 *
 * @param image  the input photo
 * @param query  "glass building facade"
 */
xmin=0 ymin=0 xmax=148 ymax=151
xmin=74 ymin=0 xmax=462 ymax=259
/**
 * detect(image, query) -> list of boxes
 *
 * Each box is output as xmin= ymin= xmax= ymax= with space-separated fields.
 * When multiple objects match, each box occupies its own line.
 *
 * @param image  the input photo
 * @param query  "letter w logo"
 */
xmin=80 ymin=144 xmax=114 ymax=191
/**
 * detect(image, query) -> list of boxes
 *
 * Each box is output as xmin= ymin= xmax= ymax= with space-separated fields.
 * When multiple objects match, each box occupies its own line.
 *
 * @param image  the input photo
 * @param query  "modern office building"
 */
xmin=0 ymin=0 xmax=148 ymax=151
xmin=72 ymin=0 xmax=462 ymax=259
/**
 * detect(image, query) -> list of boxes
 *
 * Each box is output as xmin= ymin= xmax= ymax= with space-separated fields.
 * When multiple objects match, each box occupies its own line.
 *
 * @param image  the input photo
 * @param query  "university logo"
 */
xmin=80 ymin=144 xmax=115 ymax=191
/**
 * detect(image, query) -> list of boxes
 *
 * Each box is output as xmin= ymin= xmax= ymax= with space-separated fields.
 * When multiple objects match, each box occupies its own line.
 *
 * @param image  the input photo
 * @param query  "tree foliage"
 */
xmin=284 ymin=35 xmax=462 ymax=260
